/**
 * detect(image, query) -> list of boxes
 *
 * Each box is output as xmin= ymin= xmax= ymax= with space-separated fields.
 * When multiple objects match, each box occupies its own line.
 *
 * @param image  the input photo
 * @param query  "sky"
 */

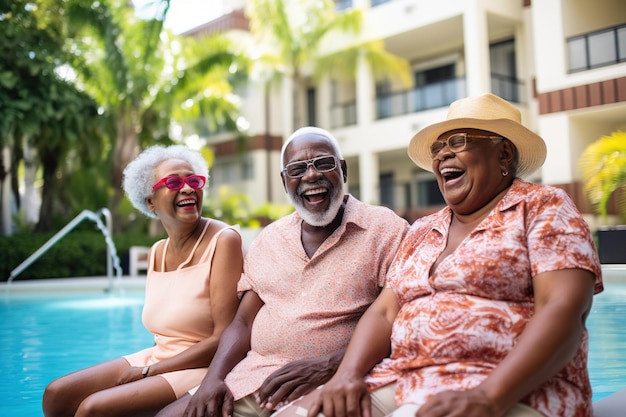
xmin=134 ymin=0 xmax=223 ymax=34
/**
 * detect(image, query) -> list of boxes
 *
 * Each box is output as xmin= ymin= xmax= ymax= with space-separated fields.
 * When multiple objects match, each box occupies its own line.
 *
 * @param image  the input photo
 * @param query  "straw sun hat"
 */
xmin=408 ymin=93 xmax=547 ymax=177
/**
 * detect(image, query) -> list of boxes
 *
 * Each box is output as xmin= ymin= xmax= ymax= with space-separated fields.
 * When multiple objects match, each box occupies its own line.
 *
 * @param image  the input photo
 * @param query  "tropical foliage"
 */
xmin=0 ymin=0 xmax=248 ymax=234
xmin=63 ymin=0 xmax=249 ymax=231
xmin=246 ymin=0 xmax=411 ymax=130
xmin=0 ymin=0 xmax=105 ymax=231
xmin=1 ymin=0 xmax=412 ymax=237
xmin=578 ymin=130 xmax=626 ymax=222
xmin=204 ymin=185 xmax=293 ymax=228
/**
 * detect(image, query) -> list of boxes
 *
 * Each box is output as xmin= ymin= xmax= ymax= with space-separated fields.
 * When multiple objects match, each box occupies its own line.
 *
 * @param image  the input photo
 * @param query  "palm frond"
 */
xmin=314 ymin=39 xmax=411 ymax=87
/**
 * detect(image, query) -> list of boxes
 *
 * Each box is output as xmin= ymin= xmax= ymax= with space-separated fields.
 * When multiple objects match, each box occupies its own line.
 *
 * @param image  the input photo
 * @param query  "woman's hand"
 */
xmin=307 ymin=372 xmax=371 ymax=417
xmin=415 ymin=389 xmax=500 ymax=417
xmin=116 ymin=366 xmax=145 ymax=385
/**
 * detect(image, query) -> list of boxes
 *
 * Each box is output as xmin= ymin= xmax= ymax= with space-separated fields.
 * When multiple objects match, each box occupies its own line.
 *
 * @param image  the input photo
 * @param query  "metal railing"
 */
xmin=376 ymin=78 xmax=467 ymax=120
xmin=567 ymin=23 xmax=626 ymax=72
xmin=328 ymin=75 xmax=524 ymax=127
xmin=8 ymin=208 xmax=123 ymax=291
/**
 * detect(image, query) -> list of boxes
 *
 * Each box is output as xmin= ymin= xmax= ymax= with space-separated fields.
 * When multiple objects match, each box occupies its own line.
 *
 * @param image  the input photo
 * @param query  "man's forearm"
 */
xmin=203 ymin=319 xmax=252 ymax=382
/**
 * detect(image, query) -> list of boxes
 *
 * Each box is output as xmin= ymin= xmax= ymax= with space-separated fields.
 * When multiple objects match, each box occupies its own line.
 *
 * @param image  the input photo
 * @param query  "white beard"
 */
xmin=290 ymin=181 xmax=344 ymax=227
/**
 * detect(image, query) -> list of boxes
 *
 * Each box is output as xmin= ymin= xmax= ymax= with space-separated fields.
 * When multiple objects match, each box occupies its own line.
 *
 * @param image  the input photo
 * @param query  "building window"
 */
xmin=375 ymin=79 xmax=393 ymax=118
xmin=416 ymin=177 xmax=444 ymax=207
xmin=212 ymin=156 xmax=254 ymax=184
xmin=242 ymin=155 xmax=254 ymax=180
xmin=413 ymin=64 xmax=458 ymax=111
xmin=330 ymin=81 xmax=357 ymax=128
xmin=490 ymin=39 xmax=520 ymax=103
xmin=215 ymin=160 xmax=236 ymax=183
xmin=567 ymin=24 xmax=626 ymax=72
xmin=307 ymin=87 xmax=317 ymax=127
xmin=375 ymin=62 xmax=465 ymax=119
xmin=379 ymin=173 xmax=394 ymax=208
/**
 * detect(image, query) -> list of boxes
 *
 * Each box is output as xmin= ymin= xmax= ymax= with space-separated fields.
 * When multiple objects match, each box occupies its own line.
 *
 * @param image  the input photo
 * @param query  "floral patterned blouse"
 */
xmin=366 ymin=179 xmax=603 ymax=417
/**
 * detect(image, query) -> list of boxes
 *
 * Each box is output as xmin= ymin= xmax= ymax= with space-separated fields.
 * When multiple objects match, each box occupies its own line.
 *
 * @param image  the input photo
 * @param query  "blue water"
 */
xmin=0 ymin=282 xmax=624 ymax=417
xmin=587 ymin=281 xmax=626 ymax=400
xmin=0 ymin=291 xmax=153 ymax=417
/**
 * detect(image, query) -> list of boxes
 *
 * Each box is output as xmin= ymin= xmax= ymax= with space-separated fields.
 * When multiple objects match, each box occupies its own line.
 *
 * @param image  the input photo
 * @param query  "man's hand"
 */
xmin=306 ymin=371 xmax=370 ymax=417
xmin=184 ymin=378 xmax=234 ymax=417
xmin=258 ymin=353 xmax=342 ymax=410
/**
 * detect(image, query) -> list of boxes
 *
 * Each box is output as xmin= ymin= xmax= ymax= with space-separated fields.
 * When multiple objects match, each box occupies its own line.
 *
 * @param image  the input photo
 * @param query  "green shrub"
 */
xmin=1 ymin=230 xmax=163 ymax=282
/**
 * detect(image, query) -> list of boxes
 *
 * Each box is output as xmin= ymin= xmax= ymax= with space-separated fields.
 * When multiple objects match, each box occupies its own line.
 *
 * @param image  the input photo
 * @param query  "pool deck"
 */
xmin=2 ymin=264 xmax=625 ymax=294
xmin=600 ymin=264 xmax=626 ymax=282
xmin=1 ymin=275 xmax=147 ymax=294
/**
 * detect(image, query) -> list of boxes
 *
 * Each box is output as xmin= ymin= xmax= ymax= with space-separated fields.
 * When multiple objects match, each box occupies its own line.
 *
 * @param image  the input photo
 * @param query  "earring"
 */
xmin=502 ymin=170 xmax=509 ymax=177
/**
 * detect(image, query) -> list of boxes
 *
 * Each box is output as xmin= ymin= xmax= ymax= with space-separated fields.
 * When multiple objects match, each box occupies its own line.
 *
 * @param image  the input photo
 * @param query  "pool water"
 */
xmin=1 ymin=281 xmax=625 ymax=417
xmin=587 ymin=281 xmax=626 ymax=400
xmin=0 ymin=291 xmax=153 ymax=417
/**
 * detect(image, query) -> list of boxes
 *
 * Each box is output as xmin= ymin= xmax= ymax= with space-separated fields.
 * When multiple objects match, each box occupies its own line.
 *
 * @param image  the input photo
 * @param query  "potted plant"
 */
xmin=578 ymin=130 xmax=626 ymax=263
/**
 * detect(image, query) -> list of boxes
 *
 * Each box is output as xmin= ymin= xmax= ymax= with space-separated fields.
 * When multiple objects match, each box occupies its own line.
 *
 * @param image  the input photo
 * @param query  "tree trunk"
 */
xmin=22 ymin=137 xmax=39 ymax=224
xmin=35 ymin=147 xmax=60 ymax=232
xmin=0 ymin=145 xmax=12 ymax=235
xmin=109 ymin=110 xmax=140 ymax=232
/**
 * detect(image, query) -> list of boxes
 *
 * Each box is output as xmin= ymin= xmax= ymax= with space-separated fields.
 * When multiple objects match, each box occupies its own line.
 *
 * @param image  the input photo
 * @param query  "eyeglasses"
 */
xmin=283 ymin=155 xmax=338 ymax=178
xmin=152 ymin=175 xmax=207 ymax=191
xmin=430 ymin=132 xmax=502 ymax=159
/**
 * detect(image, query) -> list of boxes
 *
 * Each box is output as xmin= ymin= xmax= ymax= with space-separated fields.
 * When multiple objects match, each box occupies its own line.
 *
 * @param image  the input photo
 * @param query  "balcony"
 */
xmin=330 ymin=101 xmax=357 ymax=129
xmin=491 ymin=74 xmax=526 ymax=104
xmin=329 ymin=76 xmax=525 ymax=127
xmin=376 ymin=78 xmax=466 ymax=120
xmin=567 ymin=24 xmax=626 ymax=73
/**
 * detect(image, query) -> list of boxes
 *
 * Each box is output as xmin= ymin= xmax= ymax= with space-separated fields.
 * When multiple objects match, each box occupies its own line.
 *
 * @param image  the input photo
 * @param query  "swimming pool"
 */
xmin=0 ymin=281 xmax=153 ymax=417
xmin=1 ymin=272 xmax=624 ymax=417
xmin=587 ymin=267 xmax=626 ymax=401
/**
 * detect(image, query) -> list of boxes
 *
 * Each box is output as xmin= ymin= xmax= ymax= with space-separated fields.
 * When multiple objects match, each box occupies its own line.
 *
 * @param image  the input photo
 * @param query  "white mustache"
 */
xmin=298 ymin=180 xmax=331 ymax=195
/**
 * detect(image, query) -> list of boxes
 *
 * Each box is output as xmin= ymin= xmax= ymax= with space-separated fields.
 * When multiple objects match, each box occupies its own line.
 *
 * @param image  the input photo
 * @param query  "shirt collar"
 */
xmin=428 ymin=178 xmax=528 ymax=234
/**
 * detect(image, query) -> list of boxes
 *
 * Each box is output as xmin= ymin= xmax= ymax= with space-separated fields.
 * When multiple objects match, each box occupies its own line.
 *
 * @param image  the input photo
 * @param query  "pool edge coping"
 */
xmin=2 ymin=265 xmax=625 ymax=294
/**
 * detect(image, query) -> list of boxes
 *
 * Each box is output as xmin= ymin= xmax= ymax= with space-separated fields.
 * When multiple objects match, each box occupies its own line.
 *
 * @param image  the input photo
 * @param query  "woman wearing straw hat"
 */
xmin=284 ymin=94 xmax=604 ymax=417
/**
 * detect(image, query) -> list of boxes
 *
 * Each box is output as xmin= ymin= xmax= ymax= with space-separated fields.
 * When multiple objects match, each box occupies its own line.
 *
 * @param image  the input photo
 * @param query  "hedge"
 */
xmin=1 ymin=230 xmax=163 ymax=282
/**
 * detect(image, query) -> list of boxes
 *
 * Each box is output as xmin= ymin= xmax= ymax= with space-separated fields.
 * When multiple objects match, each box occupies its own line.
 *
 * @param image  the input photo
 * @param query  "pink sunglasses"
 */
xmin=152 ymin=175 xmax=207 ymax=191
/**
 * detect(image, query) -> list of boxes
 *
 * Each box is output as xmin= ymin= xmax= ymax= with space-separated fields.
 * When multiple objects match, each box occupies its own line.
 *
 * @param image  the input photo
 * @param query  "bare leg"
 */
xmin=155 ymin=393 xmax=193 ymax=417
xmin=43 ymin=357 xmax=177 ymax=417
xmin=75 ymin=376 xmax=176 ymax=417
xmin=43 ymin=358 xmax=130 ymax=417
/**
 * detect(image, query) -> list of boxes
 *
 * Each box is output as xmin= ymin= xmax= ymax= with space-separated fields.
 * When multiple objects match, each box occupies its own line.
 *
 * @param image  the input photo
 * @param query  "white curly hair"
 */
xmin=122 ymin=145 xmax=210 ymax=218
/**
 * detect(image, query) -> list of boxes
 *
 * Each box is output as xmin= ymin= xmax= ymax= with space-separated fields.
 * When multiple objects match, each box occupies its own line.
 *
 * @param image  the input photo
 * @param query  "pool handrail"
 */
xmin=7 ymin=208 xmax=122 ymax=290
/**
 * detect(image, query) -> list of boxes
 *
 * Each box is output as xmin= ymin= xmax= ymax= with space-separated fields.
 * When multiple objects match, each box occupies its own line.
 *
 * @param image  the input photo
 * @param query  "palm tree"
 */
xmin=578 ymin=130 xmax=626 ymax=222
xmin=64 ymin=0 xmax=248 ymax=230
xmin=0 ymin=0 xmax=105 ymax=233
xmin=246 ymin=0 xmax=411 ymax=131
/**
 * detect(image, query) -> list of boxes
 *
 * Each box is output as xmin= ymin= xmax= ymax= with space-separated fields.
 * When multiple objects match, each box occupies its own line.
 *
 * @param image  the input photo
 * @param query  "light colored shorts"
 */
xmin=270 ymin=383 xmax=544 ymax=417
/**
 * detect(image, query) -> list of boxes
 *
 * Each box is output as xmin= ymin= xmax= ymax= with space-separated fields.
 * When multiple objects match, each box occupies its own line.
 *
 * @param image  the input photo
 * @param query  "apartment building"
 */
xmin=186 ymin=0 xmax=626 ymax=226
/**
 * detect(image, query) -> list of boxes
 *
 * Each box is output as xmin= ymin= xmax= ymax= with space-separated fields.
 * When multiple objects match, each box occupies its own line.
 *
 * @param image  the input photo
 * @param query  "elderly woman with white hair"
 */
xmin=43 ymin=145 xmax=243 ymax=417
